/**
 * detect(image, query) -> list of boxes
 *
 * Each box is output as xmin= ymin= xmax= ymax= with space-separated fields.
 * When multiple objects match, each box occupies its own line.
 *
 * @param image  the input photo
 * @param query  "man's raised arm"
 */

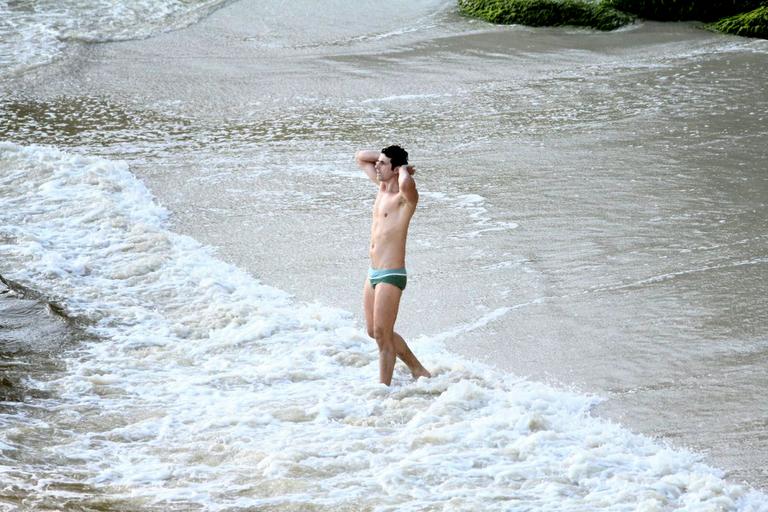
xmin=355 ymin=150 xmax=379 ymax=185
xmin=397 ymin=165 xmax=418 ymax=205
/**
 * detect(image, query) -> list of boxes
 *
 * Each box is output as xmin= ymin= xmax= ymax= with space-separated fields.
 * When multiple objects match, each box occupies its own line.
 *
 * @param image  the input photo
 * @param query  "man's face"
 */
xmin=375 ymin=154 xmax=396 ymax=182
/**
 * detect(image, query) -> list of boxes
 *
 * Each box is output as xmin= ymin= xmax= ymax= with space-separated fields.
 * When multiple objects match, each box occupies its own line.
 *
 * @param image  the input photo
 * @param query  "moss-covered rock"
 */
xmin=708 ymin=5 xmax=768 ymax=37
xmin=457 ymin=0 xmax=768 ymax=39
xmin=603 ymin=0 xmax=764 ymax=22
xmin=457 ymin=0 xmax=636 ymax=31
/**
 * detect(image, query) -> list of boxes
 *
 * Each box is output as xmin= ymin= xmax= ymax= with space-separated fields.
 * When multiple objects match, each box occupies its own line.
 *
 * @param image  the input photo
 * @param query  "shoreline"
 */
xmin=1 ymin=259 xmax=766 ymax=491
xmin=2 ymin=0 xmax=767 ymax=499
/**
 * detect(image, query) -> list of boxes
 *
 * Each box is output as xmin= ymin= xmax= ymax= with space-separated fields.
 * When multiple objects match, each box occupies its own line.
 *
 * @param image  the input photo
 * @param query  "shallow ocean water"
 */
xmin=1 ymin=0 xmax=767 ymax=509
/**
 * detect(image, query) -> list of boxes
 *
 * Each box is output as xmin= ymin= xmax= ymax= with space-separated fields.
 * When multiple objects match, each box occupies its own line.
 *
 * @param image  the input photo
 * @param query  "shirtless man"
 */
xmin=355 ymin=145 xmax=431 ymax=386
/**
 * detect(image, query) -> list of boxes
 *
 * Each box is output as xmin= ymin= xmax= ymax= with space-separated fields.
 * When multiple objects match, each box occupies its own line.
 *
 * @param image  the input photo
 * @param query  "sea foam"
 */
xmin=0 ymin=142 xmax=766 ymax=511
xmin=0 ymin=0 xmax=228 ymax=78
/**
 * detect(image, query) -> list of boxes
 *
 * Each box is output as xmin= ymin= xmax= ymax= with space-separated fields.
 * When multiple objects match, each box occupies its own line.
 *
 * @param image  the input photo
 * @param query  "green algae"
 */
xmin=708 ymin=5 xmax=768 ymax=38
xmin=457 ymin=0 xmax=636 ymax=31
xmin=457 ymin=0 xmax=768 ymax=39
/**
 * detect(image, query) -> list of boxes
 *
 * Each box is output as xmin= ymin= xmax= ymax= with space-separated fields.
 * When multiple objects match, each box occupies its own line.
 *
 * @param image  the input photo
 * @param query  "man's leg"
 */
xmin=372 ymin=283 xmax=401 ymax=385
xmin=372 ymin=283 xmax=431 ymax=385
xmin=392 ymin=332 xmax=431 ymax=380
xmin=364 ymin=279 xmax=430 ymax=383
xmin=363 ymin=279 xmax=375 ymax=339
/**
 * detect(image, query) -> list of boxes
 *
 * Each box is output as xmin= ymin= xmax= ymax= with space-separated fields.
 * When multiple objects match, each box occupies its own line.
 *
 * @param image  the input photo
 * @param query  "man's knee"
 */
xmin=373 ymin=324 xmax=389 ymax=340
xmin=373 ymin=325 xmax=394 ymax=350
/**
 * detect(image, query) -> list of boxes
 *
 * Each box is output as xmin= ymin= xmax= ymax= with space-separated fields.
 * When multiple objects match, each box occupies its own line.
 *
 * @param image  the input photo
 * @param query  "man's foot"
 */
xmin=411 ymin=367 xmax=431 ymax=380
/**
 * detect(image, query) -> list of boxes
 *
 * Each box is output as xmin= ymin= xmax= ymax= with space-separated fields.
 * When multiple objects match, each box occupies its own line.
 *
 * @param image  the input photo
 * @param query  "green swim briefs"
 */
xmin=368 ymin=267 xmax=407 ymax=291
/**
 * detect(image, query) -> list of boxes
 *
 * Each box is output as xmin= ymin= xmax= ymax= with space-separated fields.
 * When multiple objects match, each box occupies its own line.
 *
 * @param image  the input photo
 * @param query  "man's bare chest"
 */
xmin=373 ymin=193 xmax=405 ymax=220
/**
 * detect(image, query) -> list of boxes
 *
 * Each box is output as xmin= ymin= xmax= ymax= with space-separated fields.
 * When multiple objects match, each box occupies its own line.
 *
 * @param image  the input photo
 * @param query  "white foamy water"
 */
xmin=0 ymin=142 xmax=766 ymax=511
xmin=0 ymin=0 xmax=228 ymax=78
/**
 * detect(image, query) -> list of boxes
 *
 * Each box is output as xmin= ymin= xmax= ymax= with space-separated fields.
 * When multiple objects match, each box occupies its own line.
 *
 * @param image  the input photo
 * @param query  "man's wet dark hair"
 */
xmin=381 ymin=145 xmax=408 ymax=169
